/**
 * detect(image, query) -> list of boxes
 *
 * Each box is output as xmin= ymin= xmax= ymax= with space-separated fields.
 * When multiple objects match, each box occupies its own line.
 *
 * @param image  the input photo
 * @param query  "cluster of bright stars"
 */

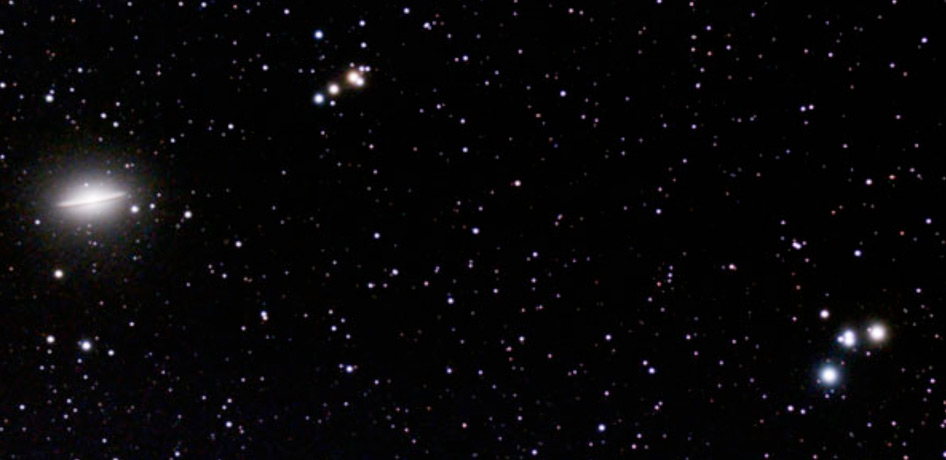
xmin=313 ymin=66 xmax=369 ymax=106
xmin=816 ymin=314 xmax=889 ymax=387
xmin=43 ymin=335 xmax=117 ymax=357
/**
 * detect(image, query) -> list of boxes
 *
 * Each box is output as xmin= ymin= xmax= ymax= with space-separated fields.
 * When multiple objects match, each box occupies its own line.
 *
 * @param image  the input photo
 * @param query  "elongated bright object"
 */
xmin=58 ymin=190 xmax=126 ymax=208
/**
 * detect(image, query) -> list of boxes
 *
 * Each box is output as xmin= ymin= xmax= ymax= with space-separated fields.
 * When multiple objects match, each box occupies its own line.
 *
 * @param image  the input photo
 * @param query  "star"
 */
xmin=867 ymin=323 xmax=887 ymax=343
xmin=819 ymin=365 xmax=839 ymax=386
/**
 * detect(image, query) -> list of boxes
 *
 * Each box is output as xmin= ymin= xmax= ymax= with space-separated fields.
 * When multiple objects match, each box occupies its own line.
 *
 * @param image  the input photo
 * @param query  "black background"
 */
xmin=1 ymin=1 xmax=945 ymax=458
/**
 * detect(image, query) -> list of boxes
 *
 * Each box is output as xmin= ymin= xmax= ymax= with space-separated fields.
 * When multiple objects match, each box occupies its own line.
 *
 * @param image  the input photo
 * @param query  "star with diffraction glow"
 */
xmin=867 ymin=323 xmax=887 ymax=343
xmin=819 ymin=365 xmax=839 ymax=386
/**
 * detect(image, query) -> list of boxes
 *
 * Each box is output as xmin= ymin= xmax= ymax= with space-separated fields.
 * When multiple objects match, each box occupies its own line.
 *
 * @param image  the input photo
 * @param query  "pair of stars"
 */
xmin=836 ymin=323 xmax=887 ymax=349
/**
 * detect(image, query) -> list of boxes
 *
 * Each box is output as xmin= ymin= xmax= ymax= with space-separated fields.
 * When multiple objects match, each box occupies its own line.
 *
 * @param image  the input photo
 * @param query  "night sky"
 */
xmin=1 ymin=1 xmax=945 ymax=458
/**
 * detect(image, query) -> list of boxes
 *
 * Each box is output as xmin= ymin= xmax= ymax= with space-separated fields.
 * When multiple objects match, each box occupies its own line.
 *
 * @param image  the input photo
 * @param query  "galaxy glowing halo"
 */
xmin=55 ymin=181 xmax=129 ymax=219
xmin=58 ymin=189 xmax=126 ymax=208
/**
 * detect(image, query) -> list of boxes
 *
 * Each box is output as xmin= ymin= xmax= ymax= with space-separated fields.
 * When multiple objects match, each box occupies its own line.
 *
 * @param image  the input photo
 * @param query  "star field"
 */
xmin=1 ymin=1 xmax=946 ymax=458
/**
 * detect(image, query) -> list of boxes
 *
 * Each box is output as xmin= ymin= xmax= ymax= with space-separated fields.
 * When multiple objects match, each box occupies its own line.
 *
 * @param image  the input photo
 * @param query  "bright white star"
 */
xmin=820 ymin=365 xmax=839 ymax=385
